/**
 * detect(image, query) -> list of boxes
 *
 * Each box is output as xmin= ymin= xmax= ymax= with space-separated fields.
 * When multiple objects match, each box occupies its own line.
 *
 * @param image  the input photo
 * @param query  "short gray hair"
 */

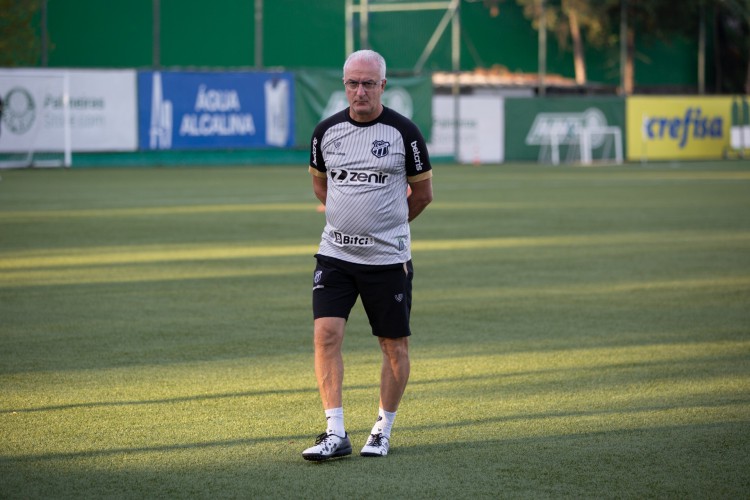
xmin=343 ymin=50 xmax=386 ymax=80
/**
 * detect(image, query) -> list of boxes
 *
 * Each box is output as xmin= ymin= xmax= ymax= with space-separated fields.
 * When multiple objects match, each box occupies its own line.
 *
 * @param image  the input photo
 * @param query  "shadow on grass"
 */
xmin=1 ymin=370 xmax=502 ymax=414
xmin=5 ymin=350 xmax=747 ymax=415
xmin=1 ymin=420 xmax=748 ymax=498
xmin=2 ymin=398 xmax=746 ymax=465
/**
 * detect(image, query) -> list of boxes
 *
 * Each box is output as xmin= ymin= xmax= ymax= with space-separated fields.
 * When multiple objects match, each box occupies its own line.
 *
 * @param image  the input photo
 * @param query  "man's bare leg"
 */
xmin=378 ymin=336 xmax=410 ymax=412
xmin=313 ymin=317 xmax=346 ymax=410
xmin=361 ymin=336 xmax=410 ymax=457
xmin=302 ymin=317 xmax=351 ymax=461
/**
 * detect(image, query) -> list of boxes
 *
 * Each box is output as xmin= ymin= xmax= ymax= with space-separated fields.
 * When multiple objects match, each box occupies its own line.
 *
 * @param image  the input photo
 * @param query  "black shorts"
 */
xmin=312 ymin=254 xmax=413 ymax=338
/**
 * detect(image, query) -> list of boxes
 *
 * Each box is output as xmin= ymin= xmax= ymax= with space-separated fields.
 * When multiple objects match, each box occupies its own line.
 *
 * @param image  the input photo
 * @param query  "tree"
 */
xmin=0 ymin=0 xmax=42 ymax=66
xmin=611 ymin=0 xmax=750 ymax=94
xmin=713 ymin=0 xmax=750 ymax=93
xmin=506 ymin=0 xmax=748 ymax=94
xmin=512 ymin=0 xmax=599 ymax=85
xmin=564 ymin=0 xmax=586 ymax=84
xmin=507 ymin=0 xmax=626 ymax=88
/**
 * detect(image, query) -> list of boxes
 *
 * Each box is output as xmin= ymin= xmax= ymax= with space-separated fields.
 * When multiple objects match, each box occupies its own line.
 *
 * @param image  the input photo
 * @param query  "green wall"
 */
xmin=160 ymin=0 xmax=255 ymax=67
xmin=42 ymin=0 xmax=698 ymax=87
xmin=48 ymin=0 xmax=152 ymax=67
xmin=263 ymin=1 xmax=344 ymax=69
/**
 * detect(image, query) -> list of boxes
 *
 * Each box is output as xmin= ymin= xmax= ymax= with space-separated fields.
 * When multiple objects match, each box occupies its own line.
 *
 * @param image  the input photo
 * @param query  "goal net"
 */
xmin=530 ymin=107 xmax=624 ymax=166
xmin=537 ymin=126 xmax=623 ymax=165
xmin=0 ymin=71 xmax=72 ymax=169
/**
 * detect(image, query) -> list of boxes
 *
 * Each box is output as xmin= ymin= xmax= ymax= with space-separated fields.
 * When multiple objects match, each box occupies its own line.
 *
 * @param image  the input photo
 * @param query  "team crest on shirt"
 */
xmin=371 ymin=140 xmax=390 ymax=158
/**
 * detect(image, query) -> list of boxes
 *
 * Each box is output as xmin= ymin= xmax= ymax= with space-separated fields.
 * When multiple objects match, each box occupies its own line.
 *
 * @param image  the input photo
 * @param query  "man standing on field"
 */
xmin=302 ymin=49 xmax=433 ymax=461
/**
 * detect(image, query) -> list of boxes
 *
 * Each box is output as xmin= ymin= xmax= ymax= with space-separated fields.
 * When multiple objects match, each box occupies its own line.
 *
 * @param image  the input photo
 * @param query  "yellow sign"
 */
xmin=626 ymin=96 xmax=732 ymax=160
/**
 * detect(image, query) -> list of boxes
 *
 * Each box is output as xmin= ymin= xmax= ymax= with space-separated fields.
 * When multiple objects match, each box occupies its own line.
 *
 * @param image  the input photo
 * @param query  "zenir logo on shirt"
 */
xmin=371 ymin=140 xmax=390 ymax=158
xmin=329 ymin=169 xmax=389 ymax=184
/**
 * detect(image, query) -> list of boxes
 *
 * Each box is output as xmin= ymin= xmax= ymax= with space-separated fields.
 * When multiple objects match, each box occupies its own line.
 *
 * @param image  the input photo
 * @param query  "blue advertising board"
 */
xmin=138 ymin=71 xmax=294 ymax=150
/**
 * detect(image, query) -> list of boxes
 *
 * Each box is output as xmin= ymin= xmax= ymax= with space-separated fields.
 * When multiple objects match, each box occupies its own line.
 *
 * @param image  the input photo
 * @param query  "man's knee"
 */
xmin=314 ymin=317 xmax=346 ymax=350
xmin=379 ymin=337 xmax=409 ymax=360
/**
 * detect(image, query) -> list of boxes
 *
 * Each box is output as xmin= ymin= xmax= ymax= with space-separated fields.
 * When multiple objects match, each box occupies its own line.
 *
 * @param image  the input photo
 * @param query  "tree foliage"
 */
xmin=0 ymin=0 xmax=42 ymax=66
xmin=713 ymin=0 xmax=750 ymax=92
xmin=481 ymin=0 xmax=750 ymax=92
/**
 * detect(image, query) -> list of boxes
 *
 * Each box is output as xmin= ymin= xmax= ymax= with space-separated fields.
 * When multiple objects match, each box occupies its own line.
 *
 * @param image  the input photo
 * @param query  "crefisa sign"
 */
xmin=138 ymin=71 xmax=294 ymax=150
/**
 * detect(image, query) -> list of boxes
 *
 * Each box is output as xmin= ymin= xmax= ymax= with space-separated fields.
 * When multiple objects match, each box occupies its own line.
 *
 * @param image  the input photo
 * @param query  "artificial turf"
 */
xmin=1 ymin=162 xmax=748 ymax=498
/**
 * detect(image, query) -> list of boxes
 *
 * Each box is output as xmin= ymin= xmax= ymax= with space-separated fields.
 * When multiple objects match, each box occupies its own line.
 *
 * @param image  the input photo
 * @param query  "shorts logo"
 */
xmin=394 ymin=294 xmax=404 ymax=303
xmin=330 ymin=230 xmax=374 ymax=247
xmin=329 ymin=168 xmax=388 ymax=185
xmin=371 ymin=140 xmax=390 ymax=158
xmin=314 ymin=270 xmax=323 ymax=283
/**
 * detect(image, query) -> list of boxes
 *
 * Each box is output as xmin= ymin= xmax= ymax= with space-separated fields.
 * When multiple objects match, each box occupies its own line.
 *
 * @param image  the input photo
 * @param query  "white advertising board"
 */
xmin=428 ymin=95 xmax=504 ymax=164
xmin=0 ymin=69 xmax=138 ymax=152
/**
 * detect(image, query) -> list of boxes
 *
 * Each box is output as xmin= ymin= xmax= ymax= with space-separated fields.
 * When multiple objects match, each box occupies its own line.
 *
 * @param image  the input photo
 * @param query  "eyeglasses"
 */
xmin=344 ymin=80 xmax=382 ymax=91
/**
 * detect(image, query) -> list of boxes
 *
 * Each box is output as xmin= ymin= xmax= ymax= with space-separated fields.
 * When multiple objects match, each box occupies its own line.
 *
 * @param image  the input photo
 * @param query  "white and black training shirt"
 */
xmin=309 ymin=106 xmax=433 ymax=266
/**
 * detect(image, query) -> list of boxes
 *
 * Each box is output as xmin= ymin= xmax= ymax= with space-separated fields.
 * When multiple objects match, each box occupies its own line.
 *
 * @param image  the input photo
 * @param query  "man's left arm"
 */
xmin=407 ymin=176 xmax=433 ymax=222
xmin=402 ymin=119 xmax=433 ymax=222
xmin=311 ymin=170 xmax=328 ymax=205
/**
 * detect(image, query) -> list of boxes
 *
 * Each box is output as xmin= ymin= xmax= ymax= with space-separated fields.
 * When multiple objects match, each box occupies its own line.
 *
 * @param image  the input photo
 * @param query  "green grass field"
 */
xmin=1 ymin=161 xmax=749 ymax=498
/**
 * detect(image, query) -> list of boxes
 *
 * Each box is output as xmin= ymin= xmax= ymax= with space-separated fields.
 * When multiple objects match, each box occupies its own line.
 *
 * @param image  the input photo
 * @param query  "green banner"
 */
xmin=504 ymin=97 xmax=626 ymax=161
xmin=294 ymin=70 xmax=433 ymax=148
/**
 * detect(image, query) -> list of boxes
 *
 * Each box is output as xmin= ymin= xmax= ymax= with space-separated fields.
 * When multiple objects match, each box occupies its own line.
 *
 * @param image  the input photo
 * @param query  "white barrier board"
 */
xmin=428 ymin=95 xmax=504 ymax=164
xmin=0 ymin=69 xmax=137 ymax=152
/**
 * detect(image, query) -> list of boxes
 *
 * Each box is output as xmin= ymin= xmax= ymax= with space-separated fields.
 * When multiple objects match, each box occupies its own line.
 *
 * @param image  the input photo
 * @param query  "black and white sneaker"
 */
xmin=302 ymin=432 xmax=352 ymax=461
xmin=360 ymin=433 xmax=389 ymax=457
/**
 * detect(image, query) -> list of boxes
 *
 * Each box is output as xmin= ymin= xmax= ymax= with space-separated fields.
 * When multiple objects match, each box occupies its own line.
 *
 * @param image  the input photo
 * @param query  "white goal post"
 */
xmin=345 ymin=0 xmax=461 ymax=74
xmin=0 ymin=71 xmax=72 ymax=169
xmin=539 ymin=126 xmax=623 ymax=166
xmin=579 ymin=126 xmax=623 ymax=165
xmin=528 ymin=108 xmax=624 ymax=166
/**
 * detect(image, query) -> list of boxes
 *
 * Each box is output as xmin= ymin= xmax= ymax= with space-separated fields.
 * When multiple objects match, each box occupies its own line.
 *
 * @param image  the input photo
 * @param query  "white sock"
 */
xmin=325 ymin=407 xmax=345 ymax=437
xmin=370 ymin=407 xmax=396 ymax=438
